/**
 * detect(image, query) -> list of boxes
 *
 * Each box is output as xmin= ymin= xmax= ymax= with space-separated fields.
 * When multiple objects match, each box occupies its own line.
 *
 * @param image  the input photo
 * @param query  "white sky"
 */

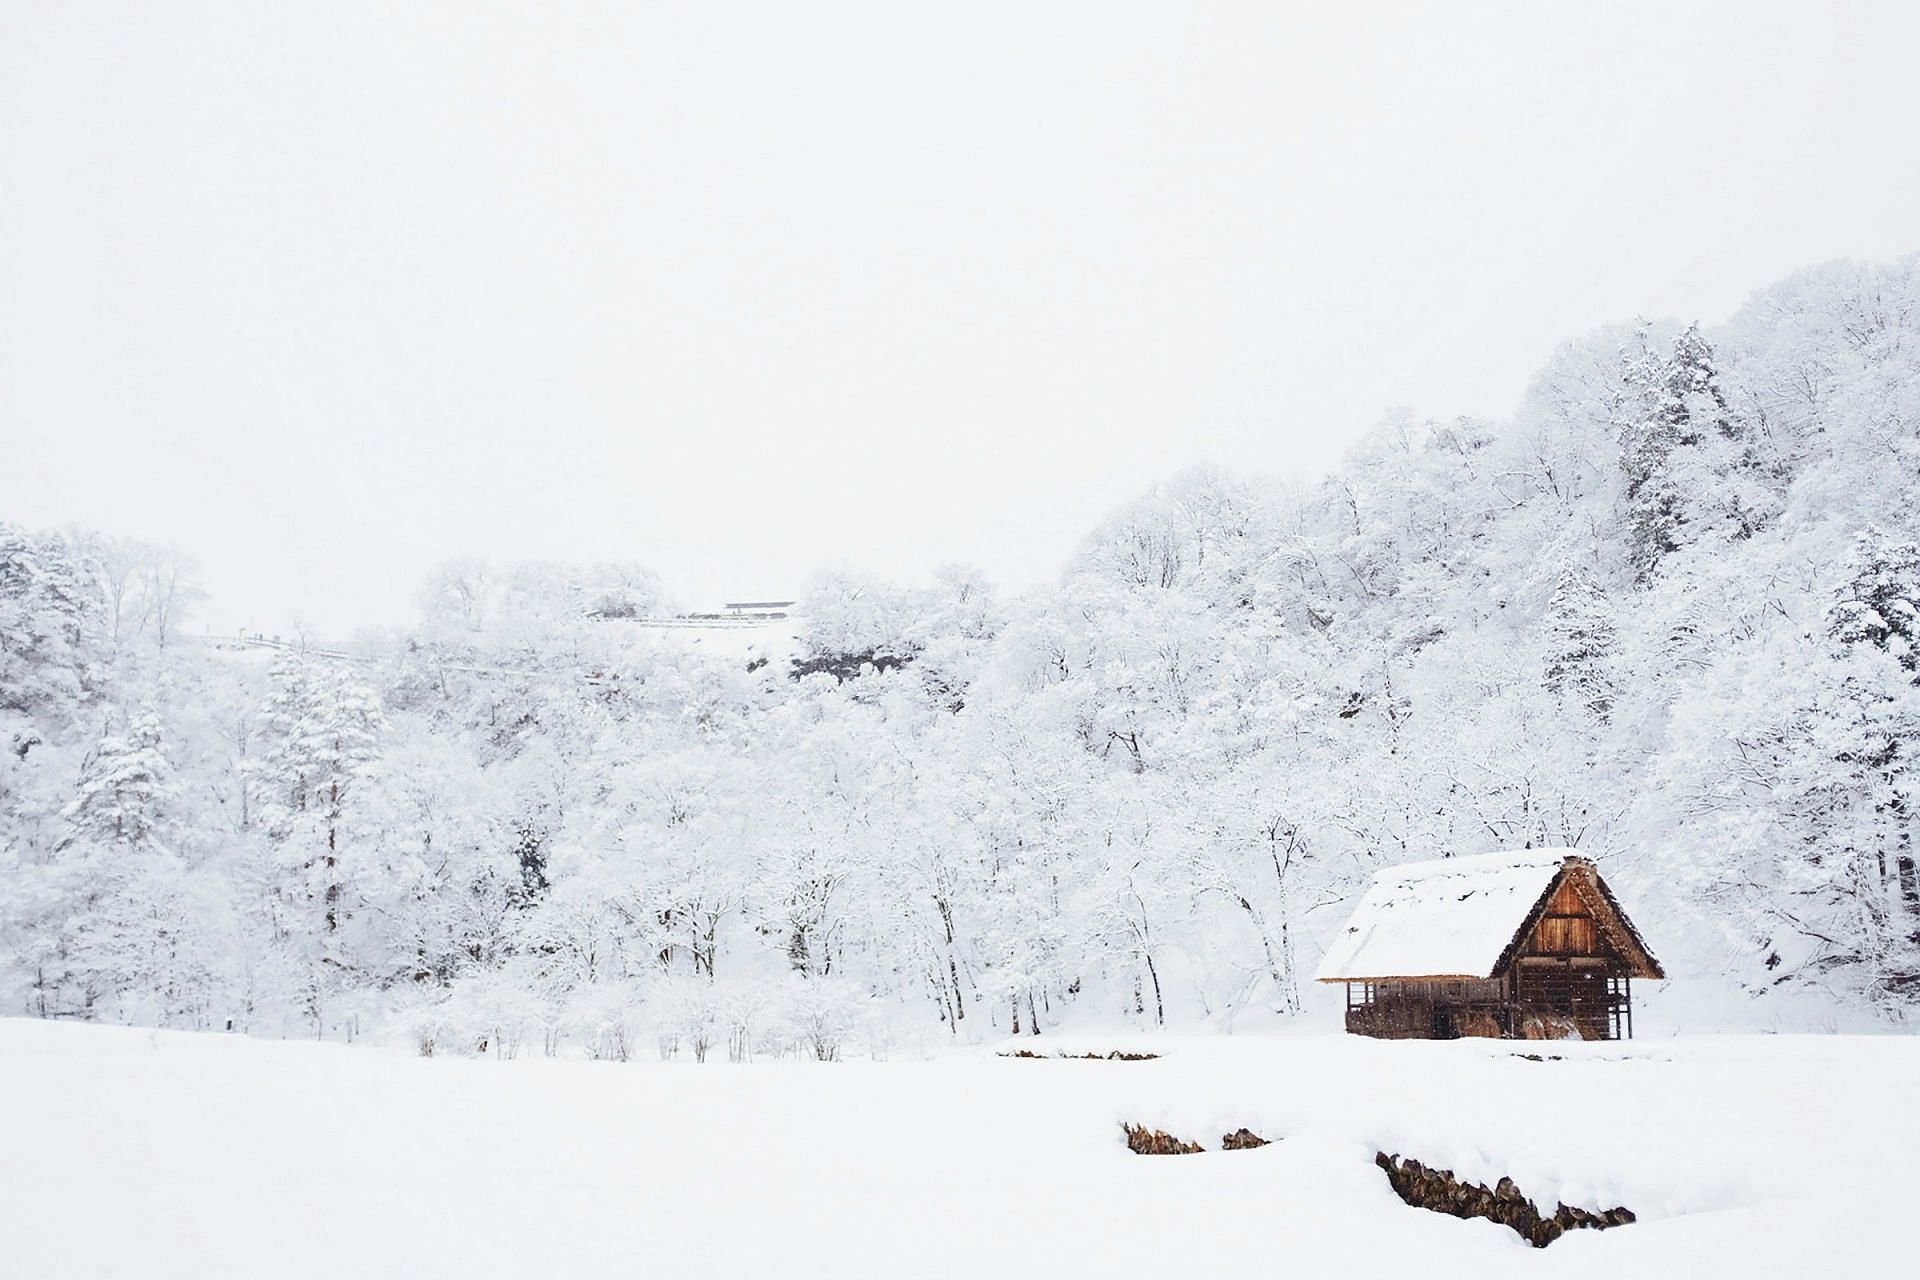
xmin=4 ymin=2 xmax=1918 ymax=635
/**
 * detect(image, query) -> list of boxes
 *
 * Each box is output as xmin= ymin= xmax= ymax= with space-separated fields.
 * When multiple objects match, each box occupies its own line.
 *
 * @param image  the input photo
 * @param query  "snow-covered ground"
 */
xmin=4 ymin=1019 xmax=1908 ymax=1279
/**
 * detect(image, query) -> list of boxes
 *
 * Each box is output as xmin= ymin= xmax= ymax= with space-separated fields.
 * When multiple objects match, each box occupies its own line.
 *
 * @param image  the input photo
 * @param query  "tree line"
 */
xmin=4 ymin=254 xmax=1919 ymax=1054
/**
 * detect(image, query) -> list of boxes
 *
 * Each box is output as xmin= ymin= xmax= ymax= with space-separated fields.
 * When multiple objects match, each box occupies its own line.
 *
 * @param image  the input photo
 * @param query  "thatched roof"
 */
xmin=1314 ymin=849 xmax=1663 ymax=982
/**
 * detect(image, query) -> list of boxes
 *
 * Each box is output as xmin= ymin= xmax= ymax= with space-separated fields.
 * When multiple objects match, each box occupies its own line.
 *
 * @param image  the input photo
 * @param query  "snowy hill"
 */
xmin=6 ymin=254 xmax=1920 ymax=1045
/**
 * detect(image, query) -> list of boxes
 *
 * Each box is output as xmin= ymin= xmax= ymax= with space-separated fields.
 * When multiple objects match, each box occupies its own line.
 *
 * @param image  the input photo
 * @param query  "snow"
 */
xmin=3 ymin=1017 xmax=1908 ymax=1278
xmin=1315 ymin=849 xmax=1577 ymax=981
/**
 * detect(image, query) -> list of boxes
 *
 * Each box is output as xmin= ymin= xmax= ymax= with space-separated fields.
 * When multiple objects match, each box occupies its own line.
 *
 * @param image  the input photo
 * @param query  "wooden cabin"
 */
xmin=1315 ymin=850 xmax=1663 ymax=1041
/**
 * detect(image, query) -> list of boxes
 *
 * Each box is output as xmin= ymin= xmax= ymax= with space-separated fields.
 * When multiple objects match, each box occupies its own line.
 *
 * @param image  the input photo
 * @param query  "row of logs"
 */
xmin=1374 ymin=1152 xmax=1636 ymax=1247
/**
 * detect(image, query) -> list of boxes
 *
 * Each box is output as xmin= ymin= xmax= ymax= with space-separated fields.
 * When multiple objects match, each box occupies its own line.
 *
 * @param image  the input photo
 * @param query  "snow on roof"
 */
xmin=1315 ymin=848 xmax=1576 ymax=982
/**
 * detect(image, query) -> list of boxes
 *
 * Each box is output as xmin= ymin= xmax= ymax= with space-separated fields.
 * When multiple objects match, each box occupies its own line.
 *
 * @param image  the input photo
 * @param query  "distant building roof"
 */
xmin=723 ymin=600 xmax=796 ymax=610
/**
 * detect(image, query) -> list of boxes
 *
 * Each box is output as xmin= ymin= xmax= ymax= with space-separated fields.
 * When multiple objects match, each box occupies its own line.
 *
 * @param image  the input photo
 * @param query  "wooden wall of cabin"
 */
xmin=1347 ymin=973 xmax=1624 ymax=1041
xmin=1524 ymin=878 xmax=1605 ymax=957
xmin=1511 ymin=966 xmax=1618 ymax=1040
xmin=1510 ymin=876 xmax=1625 ymax=1039
xmin=1344 ymin=979 xmax=1506 ymax=1039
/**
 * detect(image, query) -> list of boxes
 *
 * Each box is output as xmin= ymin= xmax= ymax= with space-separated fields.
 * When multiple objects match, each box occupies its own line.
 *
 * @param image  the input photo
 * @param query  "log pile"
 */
xmin=1122 ymin=1123 xmax=1205 ymax=1155
xmin=1374 ymin=1152 xmax=1635 ymax=1247
xmin=999 ymin=1049 xmax=1160 ymax=1061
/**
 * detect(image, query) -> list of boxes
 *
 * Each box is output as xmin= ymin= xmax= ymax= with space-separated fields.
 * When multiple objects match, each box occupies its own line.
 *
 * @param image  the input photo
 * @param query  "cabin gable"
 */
xmin=1525 ymin=877 xmax=1604 ymax=958
xmin=1492 ymin=861 xmax=1664 ymax=982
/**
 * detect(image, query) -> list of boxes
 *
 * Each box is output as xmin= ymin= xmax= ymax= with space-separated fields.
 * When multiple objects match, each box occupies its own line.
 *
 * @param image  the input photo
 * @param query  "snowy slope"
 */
xmin=2 ymin=1019 xmax=1907 ymax=1279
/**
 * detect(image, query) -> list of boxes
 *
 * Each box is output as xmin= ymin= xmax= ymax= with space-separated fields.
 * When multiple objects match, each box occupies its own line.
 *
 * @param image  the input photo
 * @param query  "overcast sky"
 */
xmin=4 ymin=2 xmax=1918 ymax=634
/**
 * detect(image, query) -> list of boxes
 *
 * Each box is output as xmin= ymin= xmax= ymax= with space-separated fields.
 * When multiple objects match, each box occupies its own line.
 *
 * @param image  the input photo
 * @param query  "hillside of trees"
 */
xmin=5 ymin=254 xmax=1918 ymax=1054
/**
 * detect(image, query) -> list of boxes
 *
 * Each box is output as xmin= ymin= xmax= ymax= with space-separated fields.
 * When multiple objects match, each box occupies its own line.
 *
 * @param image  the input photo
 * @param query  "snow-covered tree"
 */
xmin=1829 ymin=528 xmax=1920 ymax=674
xmin=1542 ymin=567 xmax=1617 ymax=719
xmin=61 ymin=712 xmax=174 ymax=852
xmin=0 ymin=523 xmax=100 ymax=725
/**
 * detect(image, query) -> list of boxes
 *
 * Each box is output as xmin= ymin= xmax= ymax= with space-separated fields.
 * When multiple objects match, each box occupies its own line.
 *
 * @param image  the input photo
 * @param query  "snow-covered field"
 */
xmin=5 ymin=1019 xmax=1909 ymax=1279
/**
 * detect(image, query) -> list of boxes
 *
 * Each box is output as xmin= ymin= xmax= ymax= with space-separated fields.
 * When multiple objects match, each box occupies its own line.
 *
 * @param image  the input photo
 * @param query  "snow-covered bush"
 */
xmin=566 ymin=979 xmax=643 ymax=1062
xmin=440 ymin=967 xmax=548 ymax=1059
xmin=771 ymin=975 xmax=871 ymax=1062
xmin=646 ymin=972 xmax=717 ymax=1062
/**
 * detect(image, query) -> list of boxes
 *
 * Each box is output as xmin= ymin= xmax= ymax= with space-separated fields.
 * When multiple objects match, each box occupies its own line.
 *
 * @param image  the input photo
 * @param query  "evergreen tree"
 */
xmin=1663 ymin=322 xmax=1733 ymax=442
xmin=1829 ymin=528 xmax=1920 ymax=674
xmin=0 ymin=523 xmax=101 ymax=723
xmin=251 ymin=653 xmax=319 ymax=822
xmin=250 ymin=658 xmax=387 ymax=931
xmin=306 ymin=675 xmax=387 ymax=883
xmin=51 ymin=711 xmax=179 ymax=1018
xmin=1542 ymin=568 xmax=1617 ymax=720
xmin=61 ymin=712 xmax=174 ymax=852
xmin=1616 ymin=327 xmax=1686 ymax=582
xmin=1823 ymin=528 xmax=1920 ymax=969
xmin=1617 ymin=323 xmax=1741 ymax=581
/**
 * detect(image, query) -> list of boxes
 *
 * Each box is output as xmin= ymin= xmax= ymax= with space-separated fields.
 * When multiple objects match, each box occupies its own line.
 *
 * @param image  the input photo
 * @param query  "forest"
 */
xmin=4 ymin=254 xmax=1918 ymax=1056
